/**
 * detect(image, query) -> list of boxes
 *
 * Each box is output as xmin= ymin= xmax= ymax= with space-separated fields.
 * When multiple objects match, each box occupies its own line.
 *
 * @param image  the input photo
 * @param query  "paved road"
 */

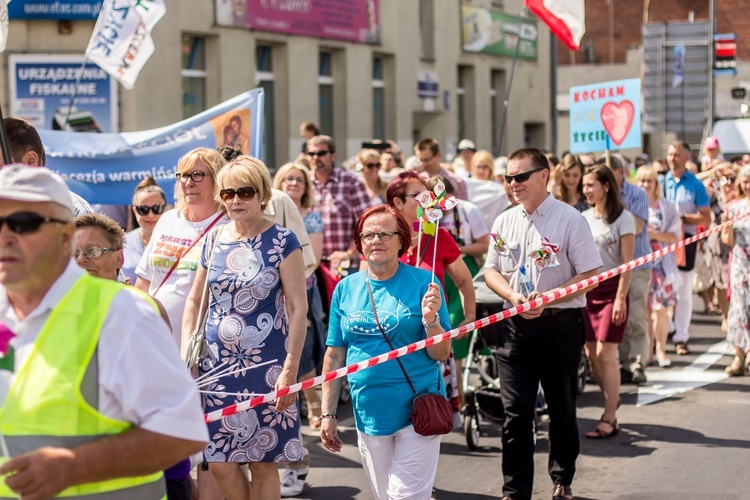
xmin=287 ymin=303 xmax=750 ymax=499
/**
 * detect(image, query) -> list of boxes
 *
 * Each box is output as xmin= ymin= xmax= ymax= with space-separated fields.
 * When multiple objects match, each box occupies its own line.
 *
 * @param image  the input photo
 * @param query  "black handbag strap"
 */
xmin=366 ymin=274 xmax=418 ymax=396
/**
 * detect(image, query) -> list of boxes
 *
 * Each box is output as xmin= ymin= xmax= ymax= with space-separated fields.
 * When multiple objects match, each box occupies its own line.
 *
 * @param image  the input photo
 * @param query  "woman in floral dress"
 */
xmin=721 ymin=166 xmax=750 ymax=376
xmin=183 ymin=156 xmax=307 ymax=498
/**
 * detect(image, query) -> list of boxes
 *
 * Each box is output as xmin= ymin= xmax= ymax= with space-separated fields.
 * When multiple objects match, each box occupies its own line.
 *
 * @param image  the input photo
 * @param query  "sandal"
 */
xmin=307 ymin=401 xmax=322 ymax=429
xmin=725 ymin=356 xmax=747 ymax=377
xmin=674 ymin=342 xmax=690 ymax=355
xmin=585 ymin=418 xmax=620 ymax=439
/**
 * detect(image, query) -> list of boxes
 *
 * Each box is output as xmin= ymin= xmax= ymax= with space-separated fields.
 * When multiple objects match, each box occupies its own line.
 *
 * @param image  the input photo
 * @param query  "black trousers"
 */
xmin=495 ymin=308 xmax=586 ymax=500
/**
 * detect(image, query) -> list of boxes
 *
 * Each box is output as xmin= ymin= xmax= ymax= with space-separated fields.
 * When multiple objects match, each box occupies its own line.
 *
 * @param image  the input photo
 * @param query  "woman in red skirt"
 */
xmin=581 ymin=165 xmax=636 ymax=439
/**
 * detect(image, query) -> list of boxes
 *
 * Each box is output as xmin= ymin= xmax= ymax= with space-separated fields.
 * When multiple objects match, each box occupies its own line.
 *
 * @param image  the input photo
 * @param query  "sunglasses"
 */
xmin=0 ymin=211 xmax=68 ymax=234
xmin=308 ymin=150 xmax=330 ymax=158
xmin=220 ymin=186 xmax=257 ymax=202
xmin=403 ymin=192 xmax=421 ymax=199
xmin=175 ymin=171 xmax=206 ymax=183
xmin=364 ymin=162 xmax=381 ymax=169
xmin=134 ymin=204 xmax=166 ymax=216
xmin=74 ymin=247 xmax=117 ymax=260
xmin=504 ymin=166 xmax=547 ymax=184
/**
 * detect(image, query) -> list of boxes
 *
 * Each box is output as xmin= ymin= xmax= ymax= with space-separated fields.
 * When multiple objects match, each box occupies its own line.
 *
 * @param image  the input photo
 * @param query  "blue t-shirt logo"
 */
xmin=343 ymin=310 xmax=399 ymax=336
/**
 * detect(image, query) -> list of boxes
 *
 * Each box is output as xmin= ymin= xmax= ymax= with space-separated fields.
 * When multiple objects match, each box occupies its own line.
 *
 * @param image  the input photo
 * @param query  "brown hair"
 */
xmin=508 ymin=147 xmax=550 ymax=171
xmin=132 ymin=176 xmax=166 ymax=205
xmin=75 ymin=213 xmax=125 ymax=249
xmin=354 ymin=205 xmax=412 ymax=257
xmin=414 ymin=138 xmax=440 ymax=157
xmin=556 ymin=154 xmax=585 ymax=204
xmin=273 ymin=162 xmax=316 ymax=209
xmin=4 ymin=117 xmax=45 ymax=165
xmin=584 ymin=165 xmax=625 ymax=224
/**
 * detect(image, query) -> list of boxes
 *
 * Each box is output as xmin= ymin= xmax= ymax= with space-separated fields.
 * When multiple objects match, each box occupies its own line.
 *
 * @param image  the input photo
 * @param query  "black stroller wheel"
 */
xmin=464 ymin=413 xmax=480 ymax=450
xmin=577 ymin=349 xmax=588 ymax=394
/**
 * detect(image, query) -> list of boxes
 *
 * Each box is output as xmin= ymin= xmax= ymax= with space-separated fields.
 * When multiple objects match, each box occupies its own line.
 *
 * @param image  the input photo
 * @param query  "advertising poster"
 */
xmin=461 ymin=5 xmax=538 ymax=61
xmin=569 ymin=78 xmax=642 ymax=154
xmin=9 ymin=54 xmax=118 ymax=133
xmin=8 ymin=0 xmax=103 ymax=20
xmin=215 ymin=0 xmax=380 ymax=44
xmin=39 ymin=89 xmax=265 ymax=205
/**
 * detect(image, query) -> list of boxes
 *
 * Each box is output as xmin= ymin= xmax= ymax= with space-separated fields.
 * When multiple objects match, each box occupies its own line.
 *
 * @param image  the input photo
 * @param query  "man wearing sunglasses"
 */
xmin=0 ymin=165 xmax=207 ymax=499
xmin=307 ymin=135 xmax=373 ymax=277
xmin=4 ymin=117 xmax=94 ymax=218
xmin=484 ymin=148 xmax=602 ymax=500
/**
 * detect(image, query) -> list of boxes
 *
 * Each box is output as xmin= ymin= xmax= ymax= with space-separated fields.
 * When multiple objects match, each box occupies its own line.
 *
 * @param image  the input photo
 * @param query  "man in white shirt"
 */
xmin=0 ymin=165 xmax=207 ymax=499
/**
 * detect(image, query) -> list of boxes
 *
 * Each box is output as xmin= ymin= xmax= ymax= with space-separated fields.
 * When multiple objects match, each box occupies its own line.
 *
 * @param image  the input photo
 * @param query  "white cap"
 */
xmin=494 ymin=156 xmax=509 ymax=177
xmin=0 ymin=165 xmax=75 ymax=214
xmin=457 ymin=139 xmax=476 ymax=151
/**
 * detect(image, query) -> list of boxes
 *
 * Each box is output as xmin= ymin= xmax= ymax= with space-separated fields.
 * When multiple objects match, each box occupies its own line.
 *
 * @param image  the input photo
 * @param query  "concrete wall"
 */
xmin=2 ymin=0 xmax=553 ymax=166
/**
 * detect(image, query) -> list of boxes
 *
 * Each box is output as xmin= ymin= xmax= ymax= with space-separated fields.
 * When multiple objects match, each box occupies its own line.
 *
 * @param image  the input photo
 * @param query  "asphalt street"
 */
xmin=286 ymin=300 xmax=750 ymax=499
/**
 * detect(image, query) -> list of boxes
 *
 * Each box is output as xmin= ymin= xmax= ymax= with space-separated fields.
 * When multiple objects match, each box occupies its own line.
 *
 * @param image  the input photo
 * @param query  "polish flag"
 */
xmin=524 ymin=0 xmax=585 ymax=51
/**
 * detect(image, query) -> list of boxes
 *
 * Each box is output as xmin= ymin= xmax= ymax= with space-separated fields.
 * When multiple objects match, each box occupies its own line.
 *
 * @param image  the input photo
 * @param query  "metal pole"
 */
xmin=497 ymin=6 xmax=528 ymax=156
xmin=550 ymin=35 xmax=558 ymax=154
xmin=0 ymin=102 xmax=14 ymax=165
xmin=62 ymin=57 xmax=89 ymax=130
xmin=707 ymin=0 xmax=715 ymax=138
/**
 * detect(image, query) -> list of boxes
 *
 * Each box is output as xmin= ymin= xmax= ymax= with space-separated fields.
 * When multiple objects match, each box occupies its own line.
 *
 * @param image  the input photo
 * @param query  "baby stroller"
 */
xmin=462 ymin=269 xmax=588 ymax=450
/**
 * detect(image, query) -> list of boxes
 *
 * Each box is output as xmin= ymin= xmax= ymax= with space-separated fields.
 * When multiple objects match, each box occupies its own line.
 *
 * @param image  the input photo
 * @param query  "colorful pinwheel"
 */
xmin=529 ymin=236 xmax=560 ymax=272
xmin=413 ymin=178 xmax=458 ymax=282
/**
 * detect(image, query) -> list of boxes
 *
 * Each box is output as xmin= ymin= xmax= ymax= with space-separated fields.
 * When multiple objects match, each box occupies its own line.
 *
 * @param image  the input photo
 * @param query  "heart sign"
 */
xmin=600 ymin=100 xmax=635 ymax=146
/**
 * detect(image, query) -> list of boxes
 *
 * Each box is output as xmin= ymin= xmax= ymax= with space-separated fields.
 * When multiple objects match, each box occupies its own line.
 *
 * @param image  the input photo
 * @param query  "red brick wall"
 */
xmin=556 ymin=0 xmax=749 ymax=65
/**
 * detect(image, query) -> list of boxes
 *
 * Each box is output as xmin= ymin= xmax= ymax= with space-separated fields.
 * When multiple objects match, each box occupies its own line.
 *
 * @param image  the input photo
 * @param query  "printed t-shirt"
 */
xmin=326 ymin=264 xmax=450 ymax=436
xmin=582 ymin=208 xmax=636 ymax=271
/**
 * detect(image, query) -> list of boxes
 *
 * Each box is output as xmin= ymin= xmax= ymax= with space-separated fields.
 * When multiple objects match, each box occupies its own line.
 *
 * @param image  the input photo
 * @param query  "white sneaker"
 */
xmin=280 ymin=469 xmax=306 ymax=497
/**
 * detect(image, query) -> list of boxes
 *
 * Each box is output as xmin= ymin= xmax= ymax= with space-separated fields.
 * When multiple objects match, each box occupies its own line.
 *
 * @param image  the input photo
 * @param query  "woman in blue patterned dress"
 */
xmin=183 ymin=156 xmax=307 ymax=499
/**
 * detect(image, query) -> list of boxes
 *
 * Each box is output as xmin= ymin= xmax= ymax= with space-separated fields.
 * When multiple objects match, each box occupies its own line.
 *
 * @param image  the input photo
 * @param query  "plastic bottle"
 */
xmin=519 ymin=265 xmax=535 ymax=296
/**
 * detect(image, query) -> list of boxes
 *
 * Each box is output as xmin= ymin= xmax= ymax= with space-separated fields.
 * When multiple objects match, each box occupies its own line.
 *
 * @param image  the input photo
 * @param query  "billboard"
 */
xmin=569 ymin=78 xmax=642 ymax=154
xmin=8 ymin=1 xmax=103 ymax=20
xmin=40 ymin=89 xmax=265 ymax=205
xmin=9 ymin=54 xmax=118 ymax=133
xmin=215 ymin=0 xmax=380 ymax=44
xmin=461 ymin=5 xmax=538 ymax=61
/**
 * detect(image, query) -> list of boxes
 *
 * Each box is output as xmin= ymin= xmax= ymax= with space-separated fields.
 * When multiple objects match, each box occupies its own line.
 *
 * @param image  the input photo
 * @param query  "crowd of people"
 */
xmin=0 ymin=114 xmax=748 ymax=500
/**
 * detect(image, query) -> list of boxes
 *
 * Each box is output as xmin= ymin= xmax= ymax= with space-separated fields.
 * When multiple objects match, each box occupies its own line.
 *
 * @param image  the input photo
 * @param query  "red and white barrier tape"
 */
xmin=204 ymin=212 xmax=749 ymax=423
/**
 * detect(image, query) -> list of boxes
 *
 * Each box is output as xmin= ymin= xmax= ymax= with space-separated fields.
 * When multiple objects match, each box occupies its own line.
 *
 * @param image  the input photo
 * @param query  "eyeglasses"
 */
xmin=364 ymin=162 xmax=381 ymax=170
xmin=134 ymin=204 xmax=166 ymax=216
xmin=283 ymin=176 xmax=306 ymax=185
xmin=504 ymin=167 xmax=547 ymax=184
xmin=219 ymin=186 xmax=257 ymax=202
xmin=0 ymin=211 xmax=68 ymax=234
xmin=360 ymin=230 xmax=397 ymax=243
xmin=175 ymin=171 xmax=206 ymax=183
xmin=403 ymin=192 xmax=421 ymax=199
xmin=74 ymin=247 xmax=117 ymax=260
xmin=307 ymin=150 xmax=330 ymax=158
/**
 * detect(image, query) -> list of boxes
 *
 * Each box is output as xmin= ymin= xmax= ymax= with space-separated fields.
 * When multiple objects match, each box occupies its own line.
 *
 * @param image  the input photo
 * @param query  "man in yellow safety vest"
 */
xmin=0 ymin=165 xmax=208 ymax=499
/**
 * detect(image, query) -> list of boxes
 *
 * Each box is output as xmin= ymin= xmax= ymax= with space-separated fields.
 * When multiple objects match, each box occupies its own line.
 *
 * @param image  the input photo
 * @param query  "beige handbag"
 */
xmin=184 ymin=226 xmax=223 ymax=370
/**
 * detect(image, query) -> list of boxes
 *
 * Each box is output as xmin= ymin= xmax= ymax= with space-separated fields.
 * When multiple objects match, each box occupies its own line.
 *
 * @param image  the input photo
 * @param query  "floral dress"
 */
xmin=727 ymin=198 xmax=750 ymax=351
xmin=199 ymin=223 xmax=304 ymax=463
xmin=648 ymin=199 xmax=681 ymax=310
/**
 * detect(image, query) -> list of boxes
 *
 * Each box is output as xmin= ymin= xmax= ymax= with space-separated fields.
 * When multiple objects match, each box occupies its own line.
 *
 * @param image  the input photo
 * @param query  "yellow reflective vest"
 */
xmin=0 ymin=273 xmax=166 ymax=499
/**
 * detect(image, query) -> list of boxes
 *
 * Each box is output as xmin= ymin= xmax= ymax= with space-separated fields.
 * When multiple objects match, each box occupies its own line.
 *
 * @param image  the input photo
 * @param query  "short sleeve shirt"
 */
xmin=582 ymin=209 xmax=636 ymax=271
xmin=313 ymin=167 xmax=373 ymax=257
xmin=620 ymin=181 xmax=652 ymax=269
xmin=664 ymin=169 xmax=710 ymax=234
xmin=485 ymin=194 xmax=603 ymax=309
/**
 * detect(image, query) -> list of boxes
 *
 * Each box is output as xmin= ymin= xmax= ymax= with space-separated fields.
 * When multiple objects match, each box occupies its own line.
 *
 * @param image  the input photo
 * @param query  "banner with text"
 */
xmin=461 ymin=4 xmax=538 ymax=60
xmin=569 ymin=78 xmax=642 ymax=154
xmin=8 ymin=0 xmax=103 ymax=20
xmin=215 ymin=0 xmax=380 ymax=44
xmin=39 ymin=89 xmax=264 ymax=205
xmin=9 ymin=54 xmax=118 ymax=133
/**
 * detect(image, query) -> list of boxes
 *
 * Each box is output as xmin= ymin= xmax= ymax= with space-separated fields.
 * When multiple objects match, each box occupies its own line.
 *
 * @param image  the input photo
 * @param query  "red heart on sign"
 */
xmin=600 ymin=100 xmax=635 ymax=146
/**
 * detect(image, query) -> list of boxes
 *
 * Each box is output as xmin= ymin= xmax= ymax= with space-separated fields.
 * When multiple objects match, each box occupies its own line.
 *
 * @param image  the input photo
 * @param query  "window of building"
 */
xmin=181 ymin=35 xmax=207 ymax=119
xmin=256 ymin=44 xmax=275 ymax=168
xmin=372 ymin=56 xmax=385 ymax=140
xmin=319 ymin=51 xmax=334 ymax=136
xmin=419 ymin=0 xmax=435 ymax=61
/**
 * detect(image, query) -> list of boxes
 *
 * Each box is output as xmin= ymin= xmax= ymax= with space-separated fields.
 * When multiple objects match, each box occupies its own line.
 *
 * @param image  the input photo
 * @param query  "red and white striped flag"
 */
xmin=524 ymin=0 xmax=585 ymax=51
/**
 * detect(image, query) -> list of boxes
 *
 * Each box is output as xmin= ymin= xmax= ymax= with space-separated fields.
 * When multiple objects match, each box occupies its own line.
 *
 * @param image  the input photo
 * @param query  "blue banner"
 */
xmin=569 ymin=78 xmax=642 ymax=154
xmin=10 ymin=54 xmax=117 ymax=134
xmin=40 ymin=89 xmax=265 ymax=205
xmin=8 ymin=0 xmax=103 ymax=20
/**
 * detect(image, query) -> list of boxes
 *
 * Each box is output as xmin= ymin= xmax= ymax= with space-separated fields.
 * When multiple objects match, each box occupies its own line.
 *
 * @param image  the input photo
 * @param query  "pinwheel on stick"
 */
xmin=413 ymin=178 xmax=458 ymax=283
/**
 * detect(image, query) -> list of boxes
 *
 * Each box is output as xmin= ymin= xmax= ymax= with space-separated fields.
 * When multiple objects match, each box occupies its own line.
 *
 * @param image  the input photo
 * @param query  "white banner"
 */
xmin=85 ymin=0 xmax=166 ymax=89
xmin=0 ymin=1 xmax=9 ymax=53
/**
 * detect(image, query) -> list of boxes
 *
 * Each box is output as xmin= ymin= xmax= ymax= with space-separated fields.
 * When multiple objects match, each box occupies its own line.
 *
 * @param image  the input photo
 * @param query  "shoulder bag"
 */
xmin=184 ymin=225 xmax=224 ymax=370
xmin=366 ymin=275 xmax=453 ymax=436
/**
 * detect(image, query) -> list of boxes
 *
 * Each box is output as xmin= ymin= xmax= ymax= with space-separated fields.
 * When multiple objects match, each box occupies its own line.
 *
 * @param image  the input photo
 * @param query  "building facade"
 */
xmin=2 ymin=0 xmax=554 ymax=169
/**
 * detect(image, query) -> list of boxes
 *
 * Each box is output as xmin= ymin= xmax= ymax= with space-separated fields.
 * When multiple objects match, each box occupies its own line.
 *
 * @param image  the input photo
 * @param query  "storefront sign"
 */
xmin=216 ymin=0 xmax=380 ymax=44
xmin=9 ymin=54 xmax=118 ymax=133
xmin=461 ymin=5 xmax=538 ymax=61
xmin=714 ymin=33 xmax=737 ymax=76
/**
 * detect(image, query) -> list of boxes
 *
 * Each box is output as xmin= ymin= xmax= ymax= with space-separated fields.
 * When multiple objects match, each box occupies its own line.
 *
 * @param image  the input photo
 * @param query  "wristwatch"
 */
xmin=422 ymin=313 xmax=440 ymax=329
